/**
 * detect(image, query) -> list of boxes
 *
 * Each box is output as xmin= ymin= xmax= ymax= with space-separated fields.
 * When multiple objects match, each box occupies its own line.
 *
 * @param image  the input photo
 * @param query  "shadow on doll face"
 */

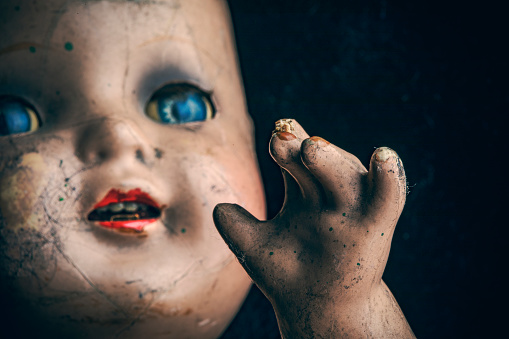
xmin=0 ymin=0 xmax=265 ymax=337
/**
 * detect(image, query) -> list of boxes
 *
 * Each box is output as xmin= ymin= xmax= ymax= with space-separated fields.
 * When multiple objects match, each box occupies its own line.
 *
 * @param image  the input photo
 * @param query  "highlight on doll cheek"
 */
xmin=87 ymin=188 xmax=162 ymax=232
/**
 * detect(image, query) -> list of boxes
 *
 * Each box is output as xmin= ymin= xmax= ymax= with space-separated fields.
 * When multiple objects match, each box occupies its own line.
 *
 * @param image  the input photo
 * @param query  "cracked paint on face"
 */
xmin=0 ymin=153 xmax=48 ymax=231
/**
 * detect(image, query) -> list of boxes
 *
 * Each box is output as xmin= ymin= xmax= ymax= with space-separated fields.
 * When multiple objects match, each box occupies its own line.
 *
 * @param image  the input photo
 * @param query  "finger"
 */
xmin=300 ymin=136 xmax=367 ymax=209
xmin=291 ymin=119 xmax=366 ymax=173
xmin=366 ymin=147 xmax=407 ymax=227
xmin=213 ymin=203 xmax=265 ymax=255
xmin=213 ymin=203 xmax=268 ymax=273
xmin=286 ymin=119 xmax=310 ymax=140
xmin=269 ymin=132 xmax=323 ymax=204
xmin=281 ymin=168 xmax=302 ymax=208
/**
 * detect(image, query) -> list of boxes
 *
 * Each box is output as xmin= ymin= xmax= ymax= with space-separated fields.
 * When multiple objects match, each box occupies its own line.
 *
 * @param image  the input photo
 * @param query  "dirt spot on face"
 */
xmin=0 ymin=153 xmax=48 ymax=231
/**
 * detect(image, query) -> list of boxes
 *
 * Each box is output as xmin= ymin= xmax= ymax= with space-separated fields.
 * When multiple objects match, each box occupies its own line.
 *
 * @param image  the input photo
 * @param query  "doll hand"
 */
xmin=214 ymin=120 xmax=413 ymax=338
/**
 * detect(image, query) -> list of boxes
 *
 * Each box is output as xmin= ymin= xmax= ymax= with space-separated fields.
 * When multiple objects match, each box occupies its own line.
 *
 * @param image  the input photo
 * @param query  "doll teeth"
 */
xmin=96 ymin=206 xmax=109 ymax=213
xmin=105 ymin=202 xmax=144 ymax=213
xmin=110 ymin=203 xmax=124 ymax=213
xmin=124 ymin=202 xmax=138 ymax=212
xmin=110 ymin=214 xmax=140 ymax=222
xmin=87 ymin=202 xmax=161 ymax=222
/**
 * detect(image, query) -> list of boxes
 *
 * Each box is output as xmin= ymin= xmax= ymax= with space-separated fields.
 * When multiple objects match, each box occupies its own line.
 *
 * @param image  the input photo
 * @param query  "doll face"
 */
xmin=0 ymin=0 xmax=265 ymax=337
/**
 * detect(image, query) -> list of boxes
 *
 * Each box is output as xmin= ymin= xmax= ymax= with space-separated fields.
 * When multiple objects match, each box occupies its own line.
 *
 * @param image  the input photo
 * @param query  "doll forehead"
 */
xmin=1 ymin=0 xmax=231 ymax=48
xmin=0 ymin=0 xmax=236 ymax=98
xmin=0 ymin=0 xmax=234 ymax=69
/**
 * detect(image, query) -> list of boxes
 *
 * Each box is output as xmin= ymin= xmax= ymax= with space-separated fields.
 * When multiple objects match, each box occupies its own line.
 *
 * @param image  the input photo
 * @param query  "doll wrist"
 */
xmin=276 ymin=281 xmax=414 ymax=338
xmin=274 ymin=282 xmax=408 ymax=338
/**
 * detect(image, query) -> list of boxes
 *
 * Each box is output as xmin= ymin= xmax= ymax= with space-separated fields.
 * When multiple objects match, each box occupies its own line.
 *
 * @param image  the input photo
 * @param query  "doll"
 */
xmin=0 ymin=0 xmax=414 ymax=338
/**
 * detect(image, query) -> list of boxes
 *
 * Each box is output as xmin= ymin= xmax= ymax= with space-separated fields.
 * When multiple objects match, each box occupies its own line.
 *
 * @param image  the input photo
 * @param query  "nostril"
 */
xmin=135 ymin=149 xmax=145 ymax=164
xmin=154 ymin=148 xmax=163 ymax=159
xmin=97 ymin=150 xmax=109 ymax=161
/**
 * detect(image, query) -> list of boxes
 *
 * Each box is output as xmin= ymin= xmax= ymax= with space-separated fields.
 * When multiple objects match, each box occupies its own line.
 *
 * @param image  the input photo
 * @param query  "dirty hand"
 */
xmin=213 ymin=120 xmax=414 ymax=338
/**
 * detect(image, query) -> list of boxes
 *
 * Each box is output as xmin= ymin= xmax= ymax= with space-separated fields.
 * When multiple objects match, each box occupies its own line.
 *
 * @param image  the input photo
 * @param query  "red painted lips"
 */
xmin=88 ymin=188 xmax=161 ymax=232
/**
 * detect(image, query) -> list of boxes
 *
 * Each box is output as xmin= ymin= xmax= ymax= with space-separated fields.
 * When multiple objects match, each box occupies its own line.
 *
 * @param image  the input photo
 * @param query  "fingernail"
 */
xmin=308 ymin=136 xmax=330 ymax=146
xmin=276 ymin=132 xmax=297 ymax=141
xmin=375 ymin=147 xmax=396 ymax=162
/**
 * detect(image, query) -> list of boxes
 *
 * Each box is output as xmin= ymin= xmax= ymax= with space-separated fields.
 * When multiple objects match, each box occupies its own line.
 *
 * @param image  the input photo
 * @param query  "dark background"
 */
xmin=222 ymin=0 xmax=507 ymax=338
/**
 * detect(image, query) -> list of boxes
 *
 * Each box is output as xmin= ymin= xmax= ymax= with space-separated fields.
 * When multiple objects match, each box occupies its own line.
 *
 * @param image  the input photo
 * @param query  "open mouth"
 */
xmin=87 ymin=188 xmax=161 ymax=232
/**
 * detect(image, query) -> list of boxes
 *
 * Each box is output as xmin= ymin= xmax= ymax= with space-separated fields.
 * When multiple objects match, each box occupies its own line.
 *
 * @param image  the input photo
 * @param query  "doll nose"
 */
xmin=75 ymin=118 xmax=154 ymax=166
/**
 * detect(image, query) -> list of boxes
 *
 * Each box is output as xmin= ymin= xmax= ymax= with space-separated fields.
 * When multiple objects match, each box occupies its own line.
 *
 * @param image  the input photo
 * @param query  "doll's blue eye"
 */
xmin=145 ymin=84 xmax=214 ymax=124
xmin=0 ymin=97 xmax=40 ymax=136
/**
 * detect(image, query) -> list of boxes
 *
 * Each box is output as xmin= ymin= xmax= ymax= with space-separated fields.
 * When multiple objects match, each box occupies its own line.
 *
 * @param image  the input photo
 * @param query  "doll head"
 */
xmin=0 ymin=0 xmax=265 ymax=337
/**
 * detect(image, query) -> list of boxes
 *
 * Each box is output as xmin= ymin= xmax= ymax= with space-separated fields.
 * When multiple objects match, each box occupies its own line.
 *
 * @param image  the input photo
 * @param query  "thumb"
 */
xmin=213 ymin=203 xmax=266 ymax=260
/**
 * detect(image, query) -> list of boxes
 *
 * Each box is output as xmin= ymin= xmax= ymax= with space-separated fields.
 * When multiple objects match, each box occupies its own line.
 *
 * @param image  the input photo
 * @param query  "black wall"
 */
xmin=222 ymin=1 xmax=507 ymax=338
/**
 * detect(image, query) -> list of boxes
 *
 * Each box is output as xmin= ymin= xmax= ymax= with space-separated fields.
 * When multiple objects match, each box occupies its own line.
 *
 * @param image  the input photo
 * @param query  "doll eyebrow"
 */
xmin=0 ymin=42 xmax=49 ymax=57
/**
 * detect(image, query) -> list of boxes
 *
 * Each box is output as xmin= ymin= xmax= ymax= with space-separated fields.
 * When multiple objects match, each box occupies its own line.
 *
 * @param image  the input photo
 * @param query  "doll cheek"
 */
xmin=0 ymin=153 xmax=49 ymax=231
